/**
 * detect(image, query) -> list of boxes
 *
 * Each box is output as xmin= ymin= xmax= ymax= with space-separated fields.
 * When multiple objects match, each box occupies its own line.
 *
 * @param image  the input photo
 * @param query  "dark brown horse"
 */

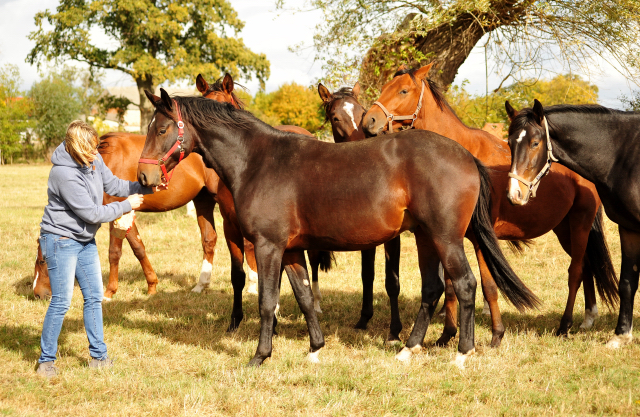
xmin=33 ymin=135 xmax=221 ymax=300
xmin=505 ymin=99 xmax=640 ymax=349
xmin=362 ymin=64 xmax=618 ymax=347
xmin=137 ymin=90 xmax=538 ymax=366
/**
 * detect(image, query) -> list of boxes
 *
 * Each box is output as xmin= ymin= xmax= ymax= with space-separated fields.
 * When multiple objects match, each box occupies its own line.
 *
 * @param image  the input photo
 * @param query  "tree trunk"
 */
xmin=136 ymin=75 xmax=155 ymax=135
xmin=358 ymin=0 xmax=529 ymax=105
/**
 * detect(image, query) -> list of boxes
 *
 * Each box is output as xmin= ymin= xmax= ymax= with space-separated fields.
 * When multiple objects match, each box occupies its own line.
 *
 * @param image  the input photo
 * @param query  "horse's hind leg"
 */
xmin=191 ymin=191 xmax=218 ymax=293
xmin=307 ymin=250 xmax=322 ymax=313
xmin=283 ymin=252 xmax=325 ymax=363
xmin=124 ymin=221 xmax=159 ymax=296
xmin=222 ymin=219 xmax=246 ymax=332
xmin=384 ymin=236 xmax=402 ymax=342
xmin=552 ymin=217 xmax=590 ymax=336
xmin=397 ymin=230 xmax=444 ymax=361
xmin=354 ymin=247 xmax=376 ymax=330
xmin=435 ymin=273 xmax=458 ymax=347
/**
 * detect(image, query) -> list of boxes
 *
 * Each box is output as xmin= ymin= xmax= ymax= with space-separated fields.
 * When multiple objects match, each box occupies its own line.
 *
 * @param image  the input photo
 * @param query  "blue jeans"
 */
xmin=38 ymin=233 xmax=108 ymax=363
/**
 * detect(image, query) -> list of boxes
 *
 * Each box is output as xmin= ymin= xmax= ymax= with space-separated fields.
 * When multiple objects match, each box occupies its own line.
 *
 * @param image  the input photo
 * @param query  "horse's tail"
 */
xmin=505 ymin=239 xmax=534 ymax=255
xmin=585 ymin=205 xmax=619 ymax=309
xmin=470 ymin=158 xmax=541 ymax=311
xmin=318 ymin=251 xmax=335 ymax=272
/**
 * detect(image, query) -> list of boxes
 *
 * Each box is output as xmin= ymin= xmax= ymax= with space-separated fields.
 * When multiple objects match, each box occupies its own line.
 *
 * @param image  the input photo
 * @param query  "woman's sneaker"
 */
xmin=36 ymin=361 xmax=58 ymax=378
xmin=88 ymin=356 xmax=114 ymax=369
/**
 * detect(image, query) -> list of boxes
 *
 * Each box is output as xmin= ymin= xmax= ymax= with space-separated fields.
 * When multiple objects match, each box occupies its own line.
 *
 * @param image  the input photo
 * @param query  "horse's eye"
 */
xmin=159 ymin=129 xmax=167 ymax=135
xmin=531 ymin=141 xmax=540 ymax=149
xmin=333 ymin=117 xmax=339 ymax=122
xmin=400 ymin=90 xmax=408 ymax=95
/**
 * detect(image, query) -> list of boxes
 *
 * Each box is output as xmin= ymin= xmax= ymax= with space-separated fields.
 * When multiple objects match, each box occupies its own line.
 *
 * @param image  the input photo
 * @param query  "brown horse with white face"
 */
xmin=137 ymin=89 xmax=538 ymax=366
xmin=363 ymin=64 xmax=618 ymax=348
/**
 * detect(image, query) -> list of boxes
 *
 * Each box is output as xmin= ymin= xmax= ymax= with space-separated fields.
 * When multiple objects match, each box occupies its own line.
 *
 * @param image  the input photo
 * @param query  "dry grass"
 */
xmin=1 ymin=164 xmax=639 ymax=416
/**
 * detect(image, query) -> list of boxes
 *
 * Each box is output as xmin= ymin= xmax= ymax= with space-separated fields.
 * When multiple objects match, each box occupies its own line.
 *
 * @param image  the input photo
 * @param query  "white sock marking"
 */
xmin=579 ymin=305 xmax=598 ymax=329
xmin=606 ymin=327 xmax=633 ymax=349
xmin=186 ymin=201 xmax=197 ymax=218
xmin=343 ymin=102 xmax=358 ymax=131
xmin=307 ymin=349 xmax=321 ymax=364
xmin=192 ymin=259 xmax=212 ymax=293
xmin=452 ymin=348 xmax=475 ymax=370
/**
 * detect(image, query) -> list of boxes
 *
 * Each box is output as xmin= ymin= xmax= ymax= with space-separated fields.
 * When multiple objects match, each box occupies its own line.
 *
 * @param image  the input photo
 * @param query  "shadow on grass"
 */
xmin=13 ymin=274 xmax=36 ymax=300
xmin=0 ymin=323 xmax=85 ymax=364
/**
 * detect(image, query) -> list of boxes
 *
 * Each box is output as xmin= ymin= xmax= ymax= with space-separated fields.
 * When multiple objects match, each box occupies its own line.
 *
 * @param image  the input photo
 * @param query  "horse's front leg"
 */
xmin=248 ymin=241 xmax=285 ymax=367
xmin=283 ymin=251 xmax=325 ymax=363
xmin=608 ymin=226 xmax=640 ymax=348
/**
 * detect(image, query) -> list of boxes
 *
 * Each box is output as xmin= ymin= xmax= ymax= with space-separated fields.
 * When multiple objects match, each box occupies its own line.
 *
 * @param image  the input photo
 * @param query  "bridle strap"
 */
xmin=138 ymin=99 xmax=186 ymax=183
xmin=372 ymin=80 xmax=425 ymax=133
xmin=508 ymin=116 xmax=557 ymax=199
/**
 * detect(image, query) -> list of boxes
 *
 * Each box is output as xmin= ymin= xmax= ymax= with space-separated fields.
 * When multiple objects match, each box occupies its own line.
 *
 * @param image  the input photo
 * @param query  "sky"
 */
xmin=0 ymin=0 xmax=635 ymax=108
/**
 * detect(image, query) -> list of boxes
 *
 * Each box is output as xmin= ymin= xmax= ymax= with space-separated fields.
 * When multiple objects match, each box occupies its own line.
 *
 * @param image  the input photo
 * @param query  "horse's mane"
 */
xmin=161 ymin=95 xmax=297 ymax=139
xmin=393 ymin=67 xmax=445 ymax=112
xmin=206 ymin=76 xmax=246 ymax=110
xmin=509 ymin=104 xmax=631 ymax=134
xmin=322 ymin=87 xmax=361 ymax=121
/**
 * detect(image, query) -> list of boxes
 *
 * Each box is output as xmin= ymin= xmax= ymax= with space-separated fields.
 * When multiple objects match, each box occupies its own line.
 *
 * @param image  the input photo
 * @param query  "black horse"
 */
xmin=505 ymin=99 xmax=634 ymax=347
xmin=137 ymin=89 xmax=538 ymax=367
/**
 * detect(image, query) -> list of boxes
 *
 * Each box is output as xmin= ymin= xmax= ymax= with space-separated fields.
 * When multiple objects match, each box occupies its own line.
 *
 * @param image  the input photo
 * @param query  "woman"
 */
xmin=36 ymin=120 xmax=156 ymax=377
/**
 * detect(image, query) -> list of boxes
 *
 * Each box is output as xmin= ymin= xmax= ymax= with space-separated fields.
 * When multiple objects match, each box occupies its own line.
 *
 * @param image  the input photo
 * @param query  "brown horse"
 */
xmin=363 ymin=64 xmax=618 ymax=348
xmin=33 ymin=136 xmax=220 ymax=300
xmin=138 ymin=90 xmax=539 ymax=366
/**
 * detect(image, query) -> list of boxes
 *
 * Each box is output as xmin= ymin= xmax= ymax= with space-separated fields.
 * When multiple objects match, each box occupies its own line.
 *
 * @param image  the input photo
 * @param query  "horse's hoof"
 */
xmin=395 ymin=345 xmax=421 ymax=362
xmin=191 ymin=284 xmax=206 ymax=293
xmin=435 ymin=332 xmax=454 ymax=347
xmin=451 ymin=348 xmax=475 ymax=370
xmin=555 ymin=327 xmax=570 ymax=337
xmin=490 ymin=334 xmax=504 ymax=348
xmin=307 ymin=349 xmax=321 ymax=364
xmin=606 ymin=333 xmax=633 ymax=349
xmin=247 ymin=356 xmax=265 ymax=367
xmin=385 ymin=333 xmax=402 ymax=346
xmin=147 ymin=287 xmax=157 ymax=295
xmin=246 ymin=283 xmax=258 ymax=295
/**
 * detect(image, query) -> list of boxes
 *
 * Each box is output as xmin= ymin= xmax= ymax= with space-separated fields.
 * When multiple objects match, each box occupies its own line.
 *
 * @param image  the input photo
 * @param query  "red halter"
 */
xmin=139 ymin=99 xmax=186 ymax=183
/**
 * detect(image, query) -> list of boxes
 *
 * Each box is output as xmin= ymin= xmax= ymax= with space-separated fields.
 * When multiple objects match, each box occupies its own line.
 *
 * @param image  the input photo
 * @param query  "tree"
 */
xmin=0 ymin=64 xmax=33 ymax=164
xmin=29 ymin=68 xmax=83 ymax=154
xmin=284 ymin=0 xmax=640 ymax=105
xmin=28 ymin=0 xmax=270 ymax=133
xmin=446 ymin=74 xmax=599 ymax=128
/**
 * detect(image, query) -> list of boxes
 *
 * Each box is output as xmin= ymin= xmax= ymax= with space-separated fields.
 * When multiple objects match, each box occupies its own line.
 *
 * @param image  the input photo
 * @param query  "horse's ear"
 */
xmin=352 ymin=82 xmax=361 ymax=99
xmin=145 ymin=90 xmax=162 ymax=108
xmin=160 ymin=88 xmax=173 ymax=110
xmin=414 ymin=63 xmax=434 ymax=80
xmin=532 ymin=99 xmax=545 ymax=125
xmin=222 ymin=73 xmax=234 ymax=94
xmin=397 ymin=64 xmax=408 ymax=72
xmin=505 ymin=101 xmax=518 ymax=121
xmin=196 ymin=74 xmax=209 ymax=94
xmin=318 ymin=83 xmax=333 ymax=103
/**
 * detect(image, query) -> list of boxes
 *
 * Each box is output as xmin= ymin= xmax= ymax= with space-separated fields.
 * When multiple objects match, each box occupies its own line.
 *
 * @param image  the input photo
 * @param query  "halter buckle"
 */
xmin=177 ymin=121 xmax=185 ymax=129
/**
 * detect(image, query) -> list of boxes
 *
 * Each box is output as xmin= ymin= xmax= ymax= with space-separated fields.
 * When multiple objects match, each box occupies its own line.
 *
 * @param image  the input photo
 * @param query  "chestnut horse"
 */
xmin=505 ymin=99 xmax=640 ymax=349
xmin=363 ymin=64 xmax=618 ymax=347
xmin=138 ymin=90 xmax=538 ymax=366
xmin=33 ymin=136 xmax=221 ymax=300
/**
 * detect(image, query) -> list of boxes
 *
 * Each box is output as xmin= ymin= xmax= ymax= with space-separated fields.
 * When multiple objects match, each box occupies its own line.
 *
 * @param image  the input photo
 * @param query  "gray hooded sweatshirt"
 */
xmin=40 ymin=142 xmax=153 ymax=242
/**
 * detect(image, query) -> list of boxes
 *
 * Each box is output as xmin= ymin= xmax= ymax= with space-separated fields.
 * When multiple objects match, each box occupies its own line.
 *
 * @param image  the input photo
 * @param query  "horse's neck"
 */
xmin=415 ymin=103 xmax=510 ymax=164
xmin=194 ymin=126 xmax=255 ymax=195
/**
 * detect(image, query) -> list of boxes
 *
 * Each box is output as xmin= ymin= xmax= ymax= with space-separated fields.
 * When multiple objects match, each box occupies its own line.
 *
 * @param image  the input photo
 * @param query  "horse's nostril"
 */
xmin=140 ymin=172 xmax=147 ymax=186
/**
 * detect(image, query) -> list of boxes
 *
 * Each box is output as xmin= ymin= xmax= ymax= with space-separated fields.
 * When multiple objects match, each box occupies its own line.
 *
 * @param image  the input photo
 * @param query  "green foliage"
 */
xmin=237 ymin=83 xmax=325 ymax=133
xmin=97 ymin=94 xmax=132 ymax=125
xmin=28 ymin=68 xmax=83 ymax=151
xmin=27 ymin=0 xmax=270 ymax=131
xmin=620 ymin=92 xmax=640 ymax=111
xmin=446 ymin=74 xmax=599 ymax=128
xmin=0 ymin=64 xmax=33 ymax=164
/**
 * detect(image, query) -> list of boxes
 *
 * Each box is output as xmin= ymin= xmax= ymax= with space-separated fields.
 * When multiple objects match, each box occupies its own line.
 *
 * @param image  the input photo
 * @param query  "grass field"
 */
xmin=1 ymin=164 xmax=639 ymax=416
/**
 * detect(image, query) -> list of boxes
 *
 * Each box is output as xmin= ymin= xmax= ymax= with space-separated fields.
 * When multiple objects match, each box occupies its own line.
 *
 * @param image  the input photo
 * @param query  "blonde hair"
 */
xmin=64 ymin=120 xmax=99 ymax=166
